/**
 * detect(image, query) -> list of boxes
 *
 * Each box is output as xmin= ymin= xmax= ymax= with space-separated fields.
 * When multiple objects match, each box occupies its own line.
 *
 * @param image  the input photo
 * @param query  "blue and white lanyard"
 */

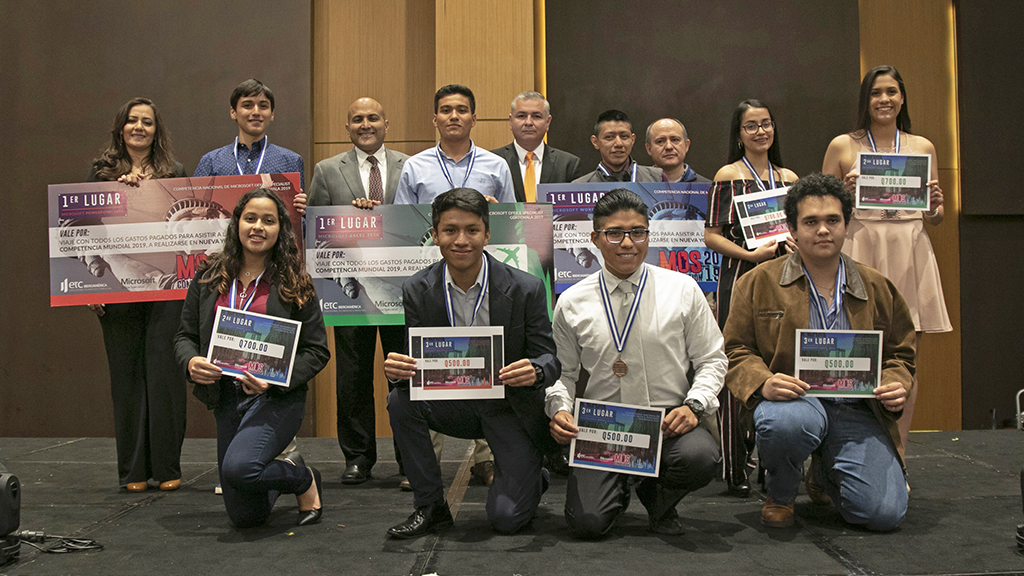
xmin=436 ymin=144 xmax=477 ymax=189
xmin=444 ymin=256 xmax=488 ymax=327
xmin=598 ymin=266 xmax=648 ymax=354
xmin=741 ymin=156 xmax=776 ymax=192
xmin=228 ymin=270 xmax=266 ymax=311
xmin=234 ymin=136 xmax=268 ymax=176
xmin=866 ymin=130 xmax=900 ymax=153
xmin=802 ymin=263 xmax=845 ymax=330
xmin=597 ymin=161 xmax=638 ymax=182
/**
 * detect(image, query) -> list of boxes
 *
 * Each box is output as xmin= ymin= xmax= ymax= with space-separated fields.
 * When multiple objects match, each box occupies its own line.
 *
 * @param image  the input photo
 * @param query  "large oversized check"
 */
xmin=305 ymin=203 xmax=554 ymax=326
xmin=48 ymin=173 xmax=302 ymax=306
xmin=538 ymin=182 xmax=719 ymax=293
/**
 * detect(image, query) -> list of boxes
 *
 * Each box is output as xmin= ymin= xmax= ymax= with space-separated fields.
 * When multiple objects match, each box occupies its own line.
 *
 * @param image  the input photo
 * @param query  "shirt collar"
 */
xmin=354 ymin=145 xmax=386 ymax=166
xmin=779 ymin=252 xmax=867 ymax=300
xmin=675 ymin=165 xmax=695 ymax=182
xmin=444 ymin=254 xmax=488 ymax=294
xmin=600 ymin=263 xmax=646 ymax=293
xmin=436 ymin=140 xmax=476 ymax=163
xmin=598 ymin=157 xmax=636 ymax=178
xmin=513 ymin=140 xmax=545 ymax=164
xmin=237 ymin=135 xmax=266 ymax=152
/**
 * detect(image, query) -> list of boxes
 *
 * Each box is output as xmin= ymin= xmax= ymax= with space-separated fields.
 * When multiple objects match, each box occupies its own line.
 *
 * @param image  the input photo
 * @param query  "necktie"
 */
xmin=368 ymin=155 xmax=384 ymax=203
xmin=525 ymin=151 xmax=537 ymax=202
xmin=616 ymin=280 xmax=647 ymax=406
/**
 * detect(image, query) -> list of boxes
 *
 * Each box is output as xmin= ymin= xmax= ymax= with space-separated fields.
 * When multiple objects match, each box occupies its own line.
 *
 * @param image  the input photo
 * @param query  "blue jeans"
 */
xmin=215 ymin=383 xmax=312 ymax=528
xmin=754 ymin=397 xmax=907 ymax=531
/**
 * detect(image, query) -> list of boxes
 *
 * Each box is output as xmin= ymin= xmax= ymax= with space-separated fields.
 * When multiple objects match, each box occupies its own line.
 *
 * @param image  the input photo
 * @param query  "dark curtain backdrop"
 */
xmin=0 ymin=0 xmax=312 ymax=437
xmin=955 ymin=0 xmax=1024 ymax=428
xmin=545 ymin=1 xmax=861 ymax=181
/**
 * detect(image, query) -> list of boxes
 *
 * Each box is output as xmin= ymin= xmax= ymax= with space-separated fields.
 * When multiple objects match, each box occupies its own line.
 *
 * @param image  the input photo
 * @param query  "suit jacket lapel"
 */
xmin=338 ymin=148 xmax=364 ymax=203
xmin=423 ymin=263 xmax=450 ymax=327
xmin=539 ymin=146 xmax=555 ymax=184
xmin=497 ymin=144 xmax=526 ymax=203
xmin=486 ymin=253 xmax=513 ymax=330
xmin=384 ymin=148 xmax=405 ymax=205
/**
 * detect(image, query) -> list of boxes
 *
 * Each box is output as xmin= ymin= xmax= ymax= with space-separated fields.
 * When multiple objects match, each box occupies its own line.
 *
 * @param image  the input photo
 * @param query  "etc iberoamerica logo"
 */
xmin=60 ymin=278 xmax=85 ymax=293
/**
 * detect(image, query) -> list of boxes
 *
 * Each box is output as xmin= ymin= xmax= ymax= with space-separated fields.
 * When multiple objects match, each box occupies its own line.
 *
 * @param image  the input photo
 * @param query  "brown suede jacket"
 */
xmin=723 ymin=252 xmax=916 ymax=463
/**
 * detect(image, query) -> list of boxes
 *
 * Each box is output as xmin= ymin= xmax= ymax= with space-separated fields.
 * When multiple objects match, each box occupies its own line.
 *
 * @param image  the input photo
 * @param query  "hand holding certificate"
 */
xmin=856 ymin=152 xmax=932 ymax=211
xmin=732 ymin=187 xmax=791 ymax=249
xmin=795 ymin=329 xmax=882 ymax=398
xmin=407 ymin=327 xmax=505 ymax=400
xmin=569 ymin=399 xmax=664 ymax=477
xmin=206 ymin=307 xmax=302 ymax=387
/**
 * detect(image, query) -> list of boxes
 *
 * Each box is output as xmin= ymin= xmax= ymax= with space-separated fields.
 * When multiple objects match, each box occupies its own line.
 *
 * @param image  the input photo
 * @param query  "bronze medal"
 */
xmin=612 ymin=358 xmax=628 ymax=377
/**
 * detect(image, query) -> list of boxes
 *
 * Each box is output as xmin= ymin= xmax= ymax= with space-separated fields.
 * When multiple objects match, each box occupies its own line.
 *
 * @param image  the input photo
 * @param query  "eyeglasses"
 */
xmin=741 ymin=121 xmax=775 ymax=134
xmin=596 ymin=228 xmax=649 ymax=243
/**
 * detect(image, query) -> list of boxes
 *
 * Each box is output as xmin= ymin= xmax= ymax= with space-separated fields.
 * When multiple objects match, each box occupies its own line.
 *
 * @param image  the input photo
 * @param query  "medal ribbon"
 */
xmin=598 ymin=266 xmax=648 ymax=353
xmin=866 ymin=130 xmax=900 ymax=153
xmin=444 ymin=256 xmax=488 ymax=327
xmin=597 ymin=161 xmax=638 ymax=182
xmin=435 ymin=143 xmax=477 ymax=189
xmin=741 ymin=156 xmax=776 ymax=192
xmin=229 ymin=270 xmax=266 ymax=312
xmin=234 ymin=136 xmax=268 ymax=176
xmin=802 ymin=262 xmax=845 ymax=330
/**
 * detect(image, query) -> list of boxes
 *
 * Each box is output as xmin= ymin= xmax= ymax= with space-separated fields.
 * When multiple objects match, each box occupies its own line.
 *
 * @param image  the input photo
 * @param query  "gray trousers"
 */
xmin=565 ymin=425 xmax=719 ymax=538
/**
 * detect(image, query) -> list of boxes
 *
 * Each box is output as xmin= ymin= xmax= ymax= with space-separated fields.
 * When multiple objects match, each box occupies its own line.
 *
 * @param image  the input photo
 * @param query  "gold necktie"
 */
xmin=525 ymin=151 xmax=537 ymax=202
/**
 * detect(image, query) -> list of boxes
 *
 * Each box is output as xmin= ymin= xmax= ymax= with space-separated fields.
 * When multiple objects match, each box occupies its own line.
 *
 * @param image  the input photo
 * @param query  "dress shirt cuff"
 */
xmin=544 ymin=381 xmax=573 ymax=419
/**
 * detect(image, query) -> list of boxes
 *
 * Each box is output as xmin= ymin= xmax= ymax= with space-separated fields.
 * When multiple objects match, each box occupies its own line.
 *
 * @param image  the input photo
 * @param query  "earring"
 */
xmin=738 ymin=142 xmax=744 ymax=150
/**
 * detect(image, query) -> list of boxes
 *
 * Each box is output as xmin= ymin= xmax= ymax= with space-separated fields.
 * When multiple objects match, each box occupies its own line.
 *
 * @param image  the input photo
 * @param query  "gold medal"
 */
xmin=612 ymin=358 xmax=628 ymax=377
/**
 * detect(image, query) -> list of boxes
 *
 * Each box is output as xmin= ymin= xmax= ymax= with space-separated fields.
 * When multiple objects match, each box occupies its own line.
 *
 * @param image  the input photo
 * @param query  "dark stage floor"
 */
xmin=1 ymin=430 xmax=1022 ymax=575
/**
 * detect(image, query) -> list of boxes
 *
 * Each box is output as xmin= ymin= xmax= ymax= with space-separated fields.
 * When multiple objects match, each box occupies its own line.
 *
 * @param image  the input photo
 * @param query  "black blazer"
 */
xmin=491 ymin=143 xmax=582 ymax=202
xmin=401 ymin=252 xmax=560 ymax=453
xmin=174 ymin=270 xmax=331 ymax=409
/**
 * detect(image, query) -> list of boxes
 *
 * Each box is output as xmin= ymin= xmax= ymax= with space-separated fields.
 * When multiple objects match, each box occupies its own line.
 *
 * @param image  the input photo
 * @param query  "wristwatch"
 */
xmin=532 ymin=363 xmax=544 ymax=386
xmin=683 ymin=398 xmax=705 ymax=419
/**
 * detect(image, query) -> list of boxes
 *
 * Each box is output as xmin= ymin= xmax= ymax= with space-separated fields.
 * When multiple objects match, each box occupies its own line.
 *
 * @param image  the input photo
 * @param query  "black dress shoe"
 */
xmin=297 ymin=467 xmax=323 ymax=526
xmin=386 ymin=500 xmax=453 ymax=539
xmin=649 ymin=507 xmax=685 ymax=535
xmin=727 ymin=478 xmax=751 ymax=498
xmin=341 ymin=463 xmax=371 ymax=485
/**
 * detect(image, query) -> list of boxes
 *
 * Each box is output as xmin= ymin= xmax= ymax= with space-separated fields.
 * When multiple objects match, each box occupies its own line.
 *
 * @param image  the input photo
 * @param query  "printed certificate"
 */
xmin=795 ymin=329 xmax=883 ymax=398
xmin=538 ymin=182 xmax=719 ymax=293
xmin=569 ymin=399 xmax=664 ymax=477
xmin=732 ymin=187 xmax=791 ymax=249
xmin=306 ymin=203 xmax=553 ymax=326
xmin=409 ymin=326 xmax=505 ymax=401
xmin=856 ymin=152 xmax=932 ymax=211
xmin=207 ymin=307 xmax=302 ymax=387
xmin=49 ymin=173 xmax=302 ymax=306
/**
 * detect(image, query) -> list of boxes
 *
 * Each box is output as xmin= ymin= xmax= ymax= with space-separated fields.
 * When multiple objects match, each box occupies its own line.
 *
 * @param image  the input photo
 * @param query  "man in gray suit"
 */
xmin=491 ymin=91 xmax=581 ymax=202
xmin=305 ymin=97 xmax=409 ymax=487
xmin=574 ymin=110 xmax=664 ymax=184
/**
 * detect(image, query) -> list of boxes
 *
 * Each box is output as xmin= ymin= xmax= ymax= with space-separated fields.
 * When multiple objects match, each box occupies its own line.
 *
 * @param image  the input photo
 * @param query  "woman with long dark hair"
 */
xmin=87 ymin=97 xmax=188 ymax=492
xmin=704 ymin=99 xmax=798 ymax=496
xmin=822 ymin=65 xmax=951 ymax=448
xmin=175 ymin=188 xmax=329 ymax=527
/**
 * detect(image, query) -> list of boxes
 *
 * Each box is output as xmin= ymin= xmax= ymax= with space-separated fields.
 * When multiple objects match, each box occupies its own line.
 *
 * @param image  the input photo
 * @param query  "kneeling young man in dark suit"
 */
xmin=384 ymin=188 xmax=560 ymax=538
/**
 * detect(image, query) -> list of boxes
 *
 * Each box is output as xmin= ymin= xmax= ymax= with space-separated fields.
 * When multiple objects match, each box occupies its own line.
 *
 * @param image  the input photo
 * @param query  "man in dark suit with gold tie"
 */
xmin=491 ymin=91 xmax=582 ymax=202
xmin=304 ymin=97 xmax=409 ymax=486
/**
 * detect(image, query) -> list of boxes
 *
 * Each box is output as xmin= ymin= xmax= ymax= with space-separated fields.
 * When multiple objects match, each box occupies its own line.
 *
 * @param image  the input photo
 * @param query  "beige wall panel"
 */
xmin=915 ymin=169 xmax=961 ymax=431
xmin=313 ymin=0 xmax=436 ymax=144
xmin=859 ymin=0 xmax=961 ymax=430
xmin=859 ymin=0 xmax=958 ymax=170
xmin=468 ymin=119 xmax=515 ymax=151
xmin=435 ymin=0 xmax=534 ymax=119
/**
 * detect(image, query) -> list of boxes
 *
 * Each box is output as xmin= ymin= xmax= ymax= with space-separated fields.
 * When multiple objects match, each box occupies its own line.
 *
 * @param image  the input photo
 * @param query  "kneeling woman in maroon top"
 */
xmin=175 ymin=188 xmax=330 ymax=528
